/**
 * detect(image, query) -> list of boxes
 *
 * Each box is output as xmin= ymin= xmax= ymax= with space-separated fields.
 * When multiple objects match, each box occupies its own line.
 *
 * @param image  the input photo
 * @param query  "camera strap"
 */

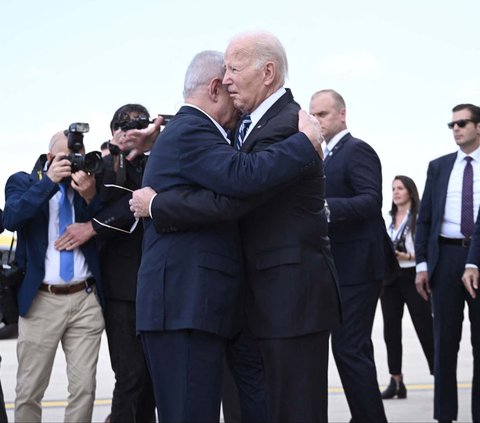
xmin=116 ymin=152 xmax=127 ymax=186
xmin=391 ymin=211 xmax=412 ymax=242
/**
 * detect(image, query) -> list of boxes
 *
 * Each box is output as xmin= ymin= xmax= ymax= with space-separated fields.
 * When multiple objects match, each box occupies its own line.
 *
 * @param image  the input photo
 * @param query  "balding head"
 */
xmin=47 ymin=131 xmax=69 ymax=161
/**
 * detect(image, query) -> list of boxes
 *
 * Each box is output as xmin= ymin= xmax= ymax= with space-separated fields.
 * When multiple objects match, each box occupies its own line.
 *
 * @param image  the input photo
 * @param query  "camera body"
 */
xmin=65 ymin=122 xmax=103 ymax=174
xmin=119 ymin=114 xmax=173 ymax=131
xmin=66 ymin=151 xmax=103 ymax=174
xmin=393 ymin=238 xmax=407 ymax=253
xmin=120 ymin=116 xmax=150 ymax=131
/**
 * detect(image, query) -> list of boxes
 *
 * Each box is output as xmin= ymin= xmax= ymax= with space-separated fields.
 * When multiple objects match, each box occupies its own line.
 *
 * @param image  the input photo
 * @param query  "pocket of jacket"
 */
xmin=198 ymin=251 xmax=239 ymax=277
xmin=256 ymin=247 xmax=301 ymax=270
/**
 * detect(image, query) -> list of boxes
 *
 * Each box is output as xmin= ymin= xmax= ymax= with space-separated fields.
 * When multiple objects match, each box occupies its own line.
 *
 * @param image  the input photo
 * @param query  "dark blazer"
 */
xmin=467 ymin=207 xmax=480 ymax=266
xmin=2 ymin=165 xmax=103 ymax=316
xmin=238 ymin=90 xmax=341 ymax=338
xmin=415 ymin=152 xmax=458 ymax=275
xmin=148 ymin=91 xmax=342 ymax=339
xmin=93 ymin=154 xmax=146 ymax=301
xmin=324 ymin=132 xmax=395 ymax=284
xmin=136 ymin=104 xmax=320 ymax=338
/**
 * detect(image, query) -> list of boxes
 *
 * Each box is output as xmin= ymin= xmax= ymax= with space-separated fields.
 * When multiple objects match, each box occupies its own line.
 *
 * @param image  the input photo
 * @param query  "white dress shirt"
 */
xmin=43 ymin=187 xmax=92 ymax=285
xmin=417 ymin=147 xmax=480 ymax=273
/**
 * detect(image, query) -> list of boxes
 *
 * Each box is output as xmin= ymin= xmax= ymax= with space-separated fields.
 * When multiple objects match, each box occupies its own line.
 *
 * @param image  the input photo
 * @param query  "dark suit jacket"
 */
xmin=148 ymin=90 xmax=342 ymax=339
xmin=93 ymin=154 xmax=146 ymax=301
xmin=415 ymin=152 xmax=457 ymax=276
xmin=2 ymin=165 xmax=103 ymax=316
xmin=467 ymin=209 xmax=480 ymax=266
xmin=324 ymin=132 xmax=394 ymax=285
xmin=136 ymin=104 xmax=320 ymax=338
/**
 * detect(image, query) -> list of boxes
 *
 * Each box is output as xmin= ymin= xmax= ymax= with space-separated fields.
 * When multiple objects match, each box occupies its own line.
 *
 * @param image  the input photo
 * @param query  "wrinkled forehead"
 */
xmin=225 ymin=39 xmax=255 ymax=63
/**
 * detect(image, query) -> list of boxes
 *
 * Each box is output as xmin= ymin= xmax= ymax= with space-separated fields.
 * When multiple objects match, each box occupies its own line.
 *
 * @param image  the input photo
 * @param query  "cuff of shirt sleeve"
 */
xmin=416 ymin=261 xmax=428 ymax=273
xmin=148 ymin=193 xmax=158 ymax=219
xmin=465 ymin=263 xmax=479 ymax=269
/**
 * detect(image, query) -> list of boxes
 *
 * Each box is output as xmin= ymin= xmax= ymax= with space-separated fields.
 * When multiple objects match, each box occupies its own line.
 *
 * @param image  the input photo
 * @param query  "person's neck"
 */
xmin=396 ymin=203 xmax=410 ymax=218
xmin=461 ymin=141 xmax=480 ymax=155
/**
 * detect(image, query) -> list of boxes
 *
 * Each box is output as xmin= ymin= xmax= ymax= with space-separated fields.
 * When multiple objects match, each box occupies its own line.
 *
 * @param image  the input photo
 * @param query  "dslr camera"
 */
xmin=119 ymin=114 xmax=173 ymax=131
xmin=66 ymin=122 xmax=103 ymax=174
xmin=393 ymin=238 xmax=407 ymax=253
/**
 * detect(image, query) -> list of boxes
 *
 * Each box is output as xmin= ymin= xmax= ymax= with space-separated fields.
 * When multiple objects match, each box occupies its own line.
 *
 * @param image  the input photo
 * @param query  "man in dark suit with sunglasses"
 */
xmin=416 ymin=103 xmax=480 ymax=423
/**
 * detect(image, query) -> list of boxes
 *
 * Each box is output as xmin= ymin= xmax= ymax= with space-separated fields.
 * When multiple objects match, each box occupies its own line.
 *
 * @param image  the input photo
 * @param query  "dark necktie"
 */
xmin=461 ymin=156 xmax=474 ymax=238
xmin=59 ymin=184 xmax=74 ymax=282
xmin=236 ymin=115 xmax=252 ymax=150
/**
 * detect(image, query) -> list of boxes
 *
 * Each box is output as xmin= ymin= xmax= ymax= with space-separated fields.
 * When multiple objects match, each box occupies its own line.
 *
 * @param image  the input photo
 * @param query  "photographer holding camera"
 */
xmin=56 ymin=104 xmax=158 ymax=423
xmin=2 ymin=129 xmax=105 ymax=423
xmin=380 ymin=175 xmax=434 ymax=400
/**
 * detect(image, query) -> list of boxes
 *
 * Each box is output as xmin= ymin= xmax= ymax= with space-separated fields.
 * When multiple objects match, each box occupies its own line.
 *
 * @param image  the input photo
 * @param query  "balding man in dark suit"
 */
xmin=310 ymin=89 xmax=394 ymax=423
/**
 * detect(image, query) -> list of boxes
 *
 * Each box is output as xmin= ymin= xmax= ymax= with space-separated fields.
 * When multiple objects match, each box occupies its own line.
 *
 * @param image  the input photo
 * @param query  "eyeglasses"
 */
xmin=447 ymin=119 xmax=475 ymax=129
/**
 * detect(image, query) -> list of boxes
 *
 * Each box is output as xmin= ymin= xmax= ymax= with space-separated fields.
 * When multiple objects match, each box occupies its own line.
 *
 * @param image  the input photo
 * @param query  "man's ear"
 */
xmin=263 ymin=61 xmax=276 ymax=86
xmin=209 ymin=78 xmax=222 ymax=101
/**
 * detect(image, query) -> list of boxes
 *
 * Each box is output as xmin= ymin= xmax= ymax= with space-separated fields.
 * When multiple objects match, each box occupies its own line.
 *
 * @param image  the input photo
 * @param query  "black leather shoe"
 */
xmin=381 ymin=376 xmax=407 ymax=399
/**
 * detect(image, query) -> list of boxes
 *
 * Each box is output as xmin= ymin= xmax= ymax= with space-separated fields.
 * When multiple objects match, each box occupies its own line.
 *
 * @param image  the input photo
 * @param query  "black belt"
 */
xmin=39 ymin=279 xmax=95 ymax=295
xmin=438 ymin=236 xmax=471 ymax=248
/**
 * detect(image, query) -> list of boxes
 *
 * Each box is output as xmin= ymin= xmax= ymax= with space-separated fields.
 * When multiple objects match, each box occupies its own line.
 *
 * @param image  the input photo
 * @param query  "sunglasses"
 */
xmin=447 ymin=119 xmax=475 ymax=129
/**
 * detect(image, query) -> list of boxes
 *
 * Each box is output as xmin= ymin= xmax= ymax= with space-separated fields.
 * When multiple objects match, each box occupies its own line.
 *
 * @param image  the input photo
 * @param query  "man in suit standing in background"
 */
xmin=130 ymin=49 xmax=325 ymax=423
xmin=310 ymin=89 xmax=390 ymax=423
xmin=416 ymin=103 xmax=480 ymax=423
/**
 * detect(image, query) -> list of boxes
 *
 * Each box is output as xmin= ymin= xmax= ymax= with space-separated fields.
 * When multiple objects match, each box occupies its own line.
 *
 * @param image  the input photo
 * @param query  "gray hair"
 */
xmin=183 ymin=50 xmax=225 ymax=98
xmin=230 ymin=31 xmax=288 ymax=87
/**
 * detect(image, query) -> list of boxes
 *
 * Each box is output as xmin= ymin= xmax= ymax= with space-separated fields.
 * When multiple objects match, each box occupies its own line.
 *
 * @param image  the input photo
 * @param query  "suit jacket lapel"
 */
xmin=437 ymin=153 xmax=457 ymax=210
xmin=239 ymin=89 xmax=295 ymax=152
xmin=323 ymin=133 xmax=350 ymax=169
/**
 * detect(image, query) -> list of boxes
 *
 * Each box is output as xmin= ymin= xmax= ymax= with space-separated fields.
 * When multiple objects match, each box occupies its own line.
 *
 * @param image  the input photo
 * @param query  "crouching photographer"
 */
xmin=2 ymin=129 xmax=105 ymax=423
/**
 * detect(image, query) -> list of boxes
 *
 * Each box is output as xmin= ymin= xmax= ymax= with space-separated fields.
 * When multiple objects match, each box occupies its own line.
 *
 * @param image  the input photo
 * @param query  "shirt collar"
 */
xmin=325 ymin=129 xmax=350 ymax=153
xmin=249 ymin=87 xmax=286 ymax=127
xmin=457 ymin=146 xmax=480 ymax=163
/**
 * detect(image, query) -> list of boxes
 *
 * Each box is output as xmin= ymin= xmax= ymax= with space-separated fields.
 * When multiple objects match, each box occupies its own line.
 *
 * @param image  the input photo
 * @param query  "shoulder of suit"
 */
xmin=341 ymin=134 xmax=374 ymax=151
xmin=430 ymin=151 xmax=457 ymax=166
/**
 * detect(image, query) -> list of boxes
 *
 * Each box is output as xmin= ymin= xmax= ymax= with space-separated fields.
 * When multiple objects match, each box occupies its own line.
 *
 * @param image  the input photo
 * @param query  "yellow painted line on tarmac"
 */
xmin=328 ymin=382 xmax=472 ymax=394
xmin=5 ymin=383 xmax=473 ymax=409
xmin=5 ymin=398 xmax=111 ymax=410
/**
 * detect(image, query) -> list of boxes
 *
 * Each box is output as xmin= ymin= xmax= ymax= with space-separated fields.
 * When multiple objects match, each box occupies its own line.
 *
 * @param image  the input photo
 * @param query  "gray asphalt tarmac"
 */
xmin=0 ymin=307 xmax=474 ymax=422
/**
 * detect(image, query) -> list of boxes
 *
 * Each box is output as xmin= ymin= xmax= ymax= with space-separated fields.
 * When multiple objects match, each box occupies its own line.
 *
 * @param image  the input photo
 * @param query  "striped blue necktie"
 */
xmin=236 ymin=115 xmax=252 ymax=150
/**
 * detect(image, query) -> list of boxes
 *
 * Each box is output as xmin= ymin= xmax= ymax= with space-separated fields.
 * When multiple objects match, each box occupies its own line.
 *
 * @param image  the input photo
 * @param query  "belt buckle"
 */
xmin=47 ymin=284 xmax=54 ymax=294
xmin=462 ymin=239 xmax=470 ymax=248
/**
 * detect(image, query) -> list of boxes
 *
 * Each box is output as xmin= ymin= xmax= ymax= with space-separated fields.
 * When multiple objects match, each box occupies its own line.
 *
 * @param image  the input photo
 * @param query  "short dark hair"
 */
xmin=110 ymin=104 xmax=150 ymax=134
xmin=452 ymin=103 xmax=480 ymax=123
xmin=100 ymin=141 xmax=109 ymax=150
xmin=389 ymin=175 xmax=420 ymax=235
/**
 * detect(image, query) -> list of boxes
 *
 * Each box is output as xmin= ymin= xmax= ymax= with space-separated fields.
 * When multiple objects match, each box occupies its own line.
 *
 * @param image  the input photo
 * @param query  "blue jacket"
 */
xmin=3 ymin=163 xmax=103 ymax=316
xmin=324 ymin=132 xmax=395 ymax=285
